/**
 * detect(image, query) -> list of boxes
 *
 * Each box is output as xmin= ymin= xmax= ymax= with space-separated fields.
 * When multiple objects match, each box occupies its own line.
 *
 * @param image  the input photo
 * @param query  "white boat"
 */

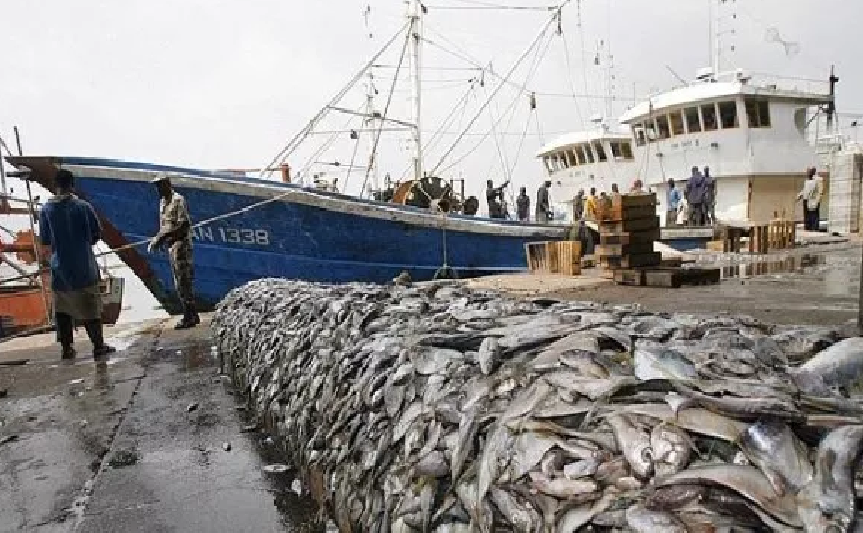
xmin=536 ymin=120 xmax=637 ymax=221
xmin=621 ymin=67 xmax=833 ymax=224
xmin=535 ymin=0 xmax=837 ymax=226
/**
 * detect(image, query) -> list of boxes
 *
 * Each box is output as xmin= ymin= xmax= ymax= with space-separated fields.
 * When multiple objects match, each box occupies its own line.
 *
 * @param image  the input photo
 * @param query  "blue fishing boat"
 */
xmin=7 ymin=156 xmax=566 ymax=313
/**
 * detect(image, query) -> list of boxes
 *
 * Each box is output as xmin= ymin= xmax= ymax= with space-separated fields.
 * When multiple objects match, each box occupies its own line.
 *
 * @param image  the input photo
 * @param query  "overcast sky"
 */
xmin=1 ymin=0 xmax=860 ymax=201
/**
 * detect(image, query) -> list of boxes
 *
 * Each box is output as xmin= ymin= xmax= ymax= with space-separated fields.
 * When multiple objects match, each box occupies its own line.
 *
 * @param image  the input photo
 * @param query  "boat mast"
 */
xmin=408 ymin=0 xmax=424 ymax=181
xmin=711 ymin=0 xmax=721 ymax=74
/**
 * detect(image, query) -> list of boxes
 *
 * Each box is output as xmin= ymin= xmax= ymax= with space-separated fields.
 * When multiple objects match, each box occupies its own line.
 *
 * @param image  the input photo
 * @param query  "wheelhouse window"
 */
xmin=644 ymin=121 xmax=658 ymax=142
xmin=655 ymin=115 xmax=671 ymax=139
xmin=567 ymin=149 xmax=579 ymax=166
xmin=543 ymin=157 xmax=552 ymax=173
xmin=685 ymin=107 xmax=702 ymax=133
xmin=593 ymin=141 xmax=608 ymax=162
xmin=669 ymin=111 xmax=685 ymax=136
xmin=633 ymin=125 xmax=646 ymax=146
xmin=557 ymin=154 xmax=568 ymax=169
xmin=575 ymin=145 xmax=587 ymax=164
xmin=701 ymin=103 xmax=718 ymax=131
xmin=583 ymin=143 xmax=596 ymax=163
xmin=718 ymin=101 xmax=739 ymax=129
xmin=745 ymin=99 xmax=771 ymax=128
xmin=621 ymin=141 xmax=634 ymax=160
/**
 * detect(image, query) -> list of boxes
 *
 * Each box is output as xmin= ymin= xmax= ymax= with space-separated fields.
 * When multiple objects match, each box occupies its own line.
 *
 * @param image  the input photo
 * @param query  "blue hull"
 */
xmin=12 ymin=157 xmax=566 ymax=313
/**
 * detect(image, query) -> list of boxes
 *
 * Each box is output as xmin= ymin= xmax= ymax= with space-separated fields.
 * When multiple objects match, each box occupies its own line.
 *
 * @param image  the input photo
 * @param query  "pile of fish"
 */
xmin=212 ymin=278 xmax=863 ymax=532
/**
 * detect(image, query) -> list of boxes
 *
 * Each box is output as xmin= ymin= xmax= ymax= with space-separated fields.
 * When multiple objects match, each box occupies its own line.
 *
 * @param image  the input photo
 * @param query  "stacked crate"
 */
xmin=525 ymin=241 xmax=582 ymax=276
xmin=596 ymin=193 xmax=662 ymax=270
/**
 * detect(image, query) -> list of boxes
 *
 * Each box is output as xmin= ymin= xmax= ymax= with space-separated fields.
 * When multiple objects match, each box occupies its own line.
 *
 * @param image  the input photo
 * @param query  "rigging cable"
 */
xmin=361 ymin=20 xmax=413 ymax=197
xmin=560 ymin=26 xmax=586 ymax=125
xmin=430 ymin=5 xmax=564 ymax=176
xmin=260 ymin=21 xmax=410 ymax=180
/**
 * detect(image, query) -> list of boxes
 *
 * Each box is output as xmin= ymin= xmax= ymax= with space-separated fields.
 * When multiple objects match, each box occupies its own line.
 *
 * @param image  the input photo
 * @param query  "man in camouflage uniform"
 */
xmin=148 ymin=174 xmax=200 ymax=329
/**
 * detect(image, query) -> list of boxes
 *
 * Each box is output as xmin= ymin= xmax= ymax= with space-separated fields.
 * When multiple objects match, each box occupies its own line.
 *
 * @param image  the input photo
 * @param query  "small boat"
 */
xmin=0 ymin=224 xmax=124 ymax=337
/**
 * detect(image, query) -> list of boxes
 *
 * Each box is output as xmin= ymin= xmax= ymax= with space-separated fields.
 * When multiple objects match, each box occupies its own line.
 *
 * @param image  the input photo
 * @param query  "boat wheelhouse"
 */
xmin=536 ymin=124 xmax=637 ymax=221
xmin=620 ymin=68 xmax=834 ymax=224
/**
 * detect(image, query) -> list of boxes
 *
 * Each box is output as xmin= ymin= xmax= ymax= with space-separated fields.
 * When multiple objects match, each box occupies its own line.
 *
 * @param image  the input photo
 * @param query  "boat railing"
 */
xmin=744 ymin=71 xmax=831 ymax=96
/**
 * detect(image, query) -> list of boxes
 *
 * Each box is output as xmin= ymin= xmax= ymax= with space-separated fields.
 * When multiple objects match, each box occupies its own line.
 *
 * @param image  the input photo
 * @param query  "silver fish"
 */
xmin=451 ymin=406 xmax=479 ymax=482
xmin=562 ymin=457 xmax=601 ymax=479
xmin=510 ymin=431 xmax=559 ymax=480
xmin=476 ymin=423 xmax=513 ymax=503
xmin=489 ymin=487 xmax=541 ymax=533
xmin=650 ymin=423 xmax=693 ymax=477
xmin=606 ymin=414 xmax=654 ymax=479
xmin=793 ymin=337 xmax=863 ymax=392
xmin=625 ymin=504 xmax=688 ymax=532
xmin=656 ymin=464 xmax=801 ymax=528
xmin=633 ymin=345 xmax=698 ymax=381
xmin=739 ymin=420 xmax=813 ymax=495
xmin=796 ymin=425 xmax=863 ymax=533
xmin=527 ymin=471 xmax=598 ymax=499
xmin=477 ymin=336 xmax=500 ymax=375
xmin=556 ymin=492 xmax=615 ymax=533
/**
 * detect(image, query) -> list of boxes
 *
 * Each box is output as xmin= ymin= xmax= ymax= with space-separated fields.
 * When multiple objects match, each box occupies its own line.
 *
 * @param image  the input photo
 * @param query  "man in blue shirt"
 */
xmin=39 ymin=169 xmax=115 ymax=360
xmin=666 ymin=178 xmax=681 ymax=227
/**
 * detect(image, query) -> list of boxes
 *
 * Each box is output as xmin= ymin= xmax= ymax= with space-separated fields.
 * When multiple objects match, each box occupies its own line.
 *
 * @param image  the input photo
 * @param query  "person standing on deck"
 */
xmin=703 ymin=166 xmax=716 ymax=225
xmin=535 ymin=180 xmax=551 ymax=223
xmin=486 ymin=179 xmax=508 ymax=219
xmin=685 ymin=166 xmax=707 ymax=226
xmin=148 ymin=174 xmax=200 ymax=329
xmin=666 ymin=179 xmax=681 ymax=227
xmin=39 ymin=169 xmax=116 ymax=360
xmin=584 ymin=187 xmax=599 ymax=221
xmin=797 ymin=167 xmax=823 ymax=231
xmin=515 ymin=187 xmax=530 ymax=221
xmin=572 ymin=189 xmax=585 ymax=221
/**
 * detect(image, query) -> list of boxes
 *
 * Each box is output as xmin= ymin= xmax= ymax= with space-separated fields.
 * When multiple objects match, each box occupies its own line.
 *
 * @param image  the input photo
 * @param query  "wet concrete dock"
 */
xmin=0 ymin=318 xmax=317 ymax=533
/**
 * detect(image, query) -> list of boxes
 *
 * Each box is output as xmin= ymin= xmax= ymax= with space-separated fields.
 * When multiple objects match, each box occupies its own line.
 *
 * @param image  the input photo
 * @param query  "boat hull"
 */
xmin=11 ymin=157 xmax=568 ymax=314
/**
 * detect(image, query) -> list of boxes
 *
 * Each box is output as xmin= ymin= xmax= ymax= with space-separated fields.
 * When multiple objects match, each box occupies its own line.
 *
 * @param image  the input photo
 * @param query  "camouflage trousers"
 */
xmin=169 ymin=239 xmax=195 ymax=308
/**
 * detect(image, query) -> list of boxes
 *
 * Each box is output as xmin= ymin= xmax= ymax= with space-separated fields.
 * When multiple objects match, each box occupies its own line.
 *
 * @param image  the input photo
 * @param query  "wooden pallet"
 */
xmin=600 ymin=204 xmax=657 ymax=222
xmin=613 ymin=268 xmax=645 ymax=286
xmin=525 ymin=241 xmax=581 ymax=275
xmin=644 ymin=267 xmax=721 ymax=288
xmin=599 ymin=216 xmax=660 ymax=233
xmin=768 ymin=219 xmax=796 ymax=250
xmin=595 ymin=241 xmax=656 ymax=257
xmin=599 ymin=252 xmax=662 ymax=269
xmin=556 ymin=241 xmax=582 ymax=276
xmin=613 ymin=266 xmax=721 ymax=288
xmin=599 ymin=228 xmax=661 ymax=245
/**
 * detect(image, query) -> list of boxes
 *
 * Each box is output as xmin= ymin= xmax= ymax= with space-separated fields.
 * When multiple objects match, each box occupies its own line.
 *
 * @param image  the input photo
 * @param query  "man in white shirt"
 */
xmin=797 ymin=167 xmax=823 ymax=231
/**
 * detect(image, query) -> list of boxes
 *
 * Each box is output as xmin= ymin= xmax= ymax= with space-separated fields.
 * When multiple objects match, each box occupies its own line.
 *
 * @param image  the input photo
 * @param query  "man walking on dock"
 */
xmin=148 ymin=174 xmax=200 ymax=329
xmin=39 ymin=169 xmax=116 ymax=360
xmin=535 ymin=180 xmax=551 ymax=223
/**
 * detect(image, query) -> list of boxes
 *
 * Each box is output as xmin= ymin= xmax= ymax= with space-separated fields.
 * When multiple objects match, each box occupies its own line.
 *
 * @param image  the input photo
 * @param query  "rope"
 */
xmin=430 ymin=7 xmax=561 ymax=175
xmin=259 ymin=21 xmax=410 ymax=180
xmin=341 ymin=130 xmax=363 ymax=194
xmin=560 ymin=29 xmax=586 ymax=126
xmin=361 ymin=22 xmax=412 ymax=197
